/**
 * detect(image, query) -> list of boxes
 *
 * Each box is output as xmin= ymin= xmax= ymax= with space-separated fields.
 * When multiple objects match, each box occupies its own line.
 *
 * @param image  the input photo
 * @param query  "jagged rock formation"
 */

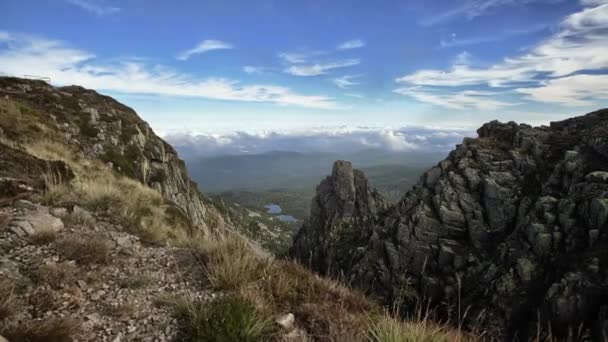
xmin=292 ymin=160 xmax=388 ymax=274
xmin=292 ymin=109 xmax=608 ymax=339
xmin=0 ymin=77 xmax=224 ymax=231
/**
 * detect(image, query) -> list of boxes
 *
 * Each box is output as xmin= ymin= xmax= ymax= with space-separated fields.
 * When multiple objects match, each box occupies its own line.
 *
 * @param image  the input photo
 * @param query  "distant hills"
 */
xmin=183 ymin=149 xmax=445 ymax=194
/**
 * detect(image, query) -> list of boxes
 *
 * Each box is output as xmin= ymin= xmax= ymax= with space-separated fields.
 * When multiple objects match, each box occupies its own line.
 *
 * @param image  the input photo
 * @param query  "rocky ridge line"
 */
xmin=292 ymin=109 xmax=608 ymax=339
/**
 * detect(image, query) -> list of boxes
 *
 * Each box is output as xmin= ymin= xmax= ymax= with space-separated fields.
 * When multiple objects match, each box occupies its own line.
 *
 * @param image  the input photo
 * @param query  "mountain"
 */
xmin=0 ymin=77 xmax=226 ymax=233
xmin=0 ymin=77 xmax=471 ymax=341
xmin=292 ymin=110 xmax=608 ymax=340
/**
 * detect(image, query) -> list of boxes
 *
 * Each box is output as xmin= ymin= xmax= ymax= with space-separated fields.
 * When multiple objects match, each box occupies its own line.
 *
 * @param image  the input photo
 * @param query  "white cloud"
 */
xmin=0 ymin=33 xmax=340 ymax=110
xmin=394 ymin=87 xmax=513 ymax=110
xmin=165 ymin=126 xmax=470 ymax=157
xmin=243 ymin=66 xmax=263 ymax=74
xmin=0 ymin=31 xmax=12 ymax=42
xmin=337 ymin=39 xmax=365 ymax=50
xmin=333 ymin=74 xmax=361 ymax=89
xmin=277 ymin=51 xmax=326 ymax=64
xmin=516 ymin=74 xmax=608 ymax=105
xmin=65 ymin=0 xmax=120 ymax=16
xmin=582 ymin=0 xmax=608 ymax=6
xmin=176 ymin=40 xmax=233 ymax=61
xmin=398 ymin=1 xmax=608 ymax=107
xmin=285 ymin=59 xmax=360 ymax=76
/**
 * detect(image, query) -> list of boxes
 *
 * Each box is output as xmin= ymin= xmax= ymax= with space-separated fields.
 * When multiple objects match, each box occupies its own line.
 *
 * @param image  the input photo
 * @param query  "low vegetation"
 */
xmin=177 ymin=231 xmax=474 ymax=341
xmin=28 ymin=140 xmax=189 ymax=245
xmin=28 ymin=227 xmax=58 ymax=245
xmin=367 ymin=313 xmax=471 ymax=342
xmin=174 ymin=295 xmax=277 ymax=342
xmin=32 ymin=262 xmax=78 ymax=289
xmin=57 ymin=234 xmax=112 ymax=265
xmin=1 ymin=317 xmax=80 ymax=342
xmin=0 ymin=279 xmax=19 ymax=321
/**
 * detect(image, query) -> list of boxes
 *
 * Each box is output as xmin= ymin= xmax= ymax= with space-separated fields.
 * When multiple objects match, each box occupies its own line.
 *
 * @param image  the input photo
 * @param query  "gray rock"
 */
xmin=586 ymin=171 xmax=608 ymax=183
xmin=275 ymin=313 xmax=295 ymax=332
xmin=292 ymin=109 xmax=608 ymax=339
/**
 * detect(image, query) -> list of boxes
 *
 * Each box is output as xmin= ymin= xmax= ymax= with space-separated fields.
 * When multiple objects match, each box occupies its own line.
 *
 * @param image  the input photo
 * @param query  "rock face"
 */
xmin=292 ymin=109 xmax=608 ymax=339
xmin=0 ymin=77 xmax=224 ymax=232
xmin=292 ymin=161 xmax=387 ymax=275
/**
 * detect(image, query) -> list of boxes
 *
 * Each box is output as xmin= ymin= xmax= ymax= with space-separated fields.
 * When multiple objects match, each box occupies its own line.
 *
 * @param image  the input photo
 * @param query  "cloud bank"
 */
xmin=164 ymin=126 xmax=471 ymax=157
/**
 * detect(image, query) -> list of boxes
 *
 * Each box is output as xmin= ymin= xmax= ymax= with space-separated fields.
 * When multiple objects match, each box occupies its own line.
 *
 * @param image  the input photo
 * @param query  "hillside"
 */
xmin=0 ymin=77 xmax=470 ymax=341
xmin=292 ymin=110 xmax=608 ymax=340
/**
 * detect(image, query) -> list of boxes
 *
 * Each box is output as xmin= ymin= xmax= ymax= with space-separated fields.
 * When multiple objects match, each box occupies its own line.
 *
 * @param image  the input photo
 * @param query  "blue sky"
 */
xmin=1 ymin=0 xmax=607 ymax=154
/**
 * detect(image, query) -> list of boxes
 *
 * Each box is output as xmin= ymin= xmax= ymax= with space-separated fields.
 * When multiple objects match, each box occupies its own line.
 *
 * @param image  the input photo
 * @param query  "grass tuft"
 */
xmin=176 ymin=295 xmax=276 ymax=342
xmin=1 ymin=316 xmax=80 ymax=342
xmin=57 ymin=234 xmax=112 ymax=264
xmin=29 ymin=227 xmax=58 ymax=245
xmin=32 ymin=262 xmax=78 ymax=289
xmin=0 ymin=279 xmax=20 ymax=321
xmin=194 ymin=233 xmax=271 ymax=290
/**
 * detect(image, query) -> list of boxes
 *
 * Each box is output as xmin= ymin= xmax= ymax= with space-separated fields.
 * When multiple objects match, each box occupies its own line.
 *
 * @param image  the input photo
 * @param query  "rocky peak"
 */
xmin=0 ymin=77 xmax=225 ymax=232
xmin=292 ymin=109 xmax=608 ymax=339
xmin=291 ymin=160 xmax=386 ymax=274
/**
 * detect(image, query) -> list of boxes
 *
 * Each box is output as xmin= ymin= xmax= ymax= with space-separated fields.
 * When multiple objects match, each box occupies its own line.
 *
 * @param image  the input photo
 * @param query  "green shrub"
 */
xmin=176 ymin=295 xmax=275 ymax=342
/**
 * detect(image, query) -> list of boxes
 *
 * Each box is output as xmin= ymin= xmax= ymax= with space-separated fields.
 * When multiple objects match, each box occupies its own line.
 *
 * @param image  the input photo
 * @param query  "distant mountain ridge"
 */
xmin=184 ymin=149 xmax=443 ymax=193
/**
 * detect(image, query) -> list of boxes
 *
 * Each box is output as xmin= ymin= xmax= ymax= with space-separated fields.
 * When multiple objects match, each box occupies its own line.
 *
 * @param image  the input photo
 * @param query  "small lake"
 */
xmin=265 ymin=203 xmax=282 ymax=214
xmin=265 ymin=203 xmax=298 ymax=222
xmin=278 ymin=214 xmax=298 ymax=222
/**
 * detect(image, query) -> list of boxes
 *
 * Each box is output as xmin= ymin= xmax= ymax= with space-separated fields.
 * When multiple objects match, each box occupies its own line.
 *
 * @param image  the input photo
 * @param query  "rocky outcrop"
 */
xmin=0 ymin=77 xmax=224 ymax=232
xmin=292 ymin=109 xmax=608 ymax=339
xmin=291 ymin=160 xmax=387 ymax=275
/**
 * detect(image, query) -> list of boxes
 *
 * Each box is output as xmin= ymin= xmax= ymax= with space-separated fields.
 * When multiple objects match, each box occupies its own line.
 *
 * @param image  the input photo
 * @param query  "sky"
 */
xmin=1 ymin=0 xmax=608 ymax=155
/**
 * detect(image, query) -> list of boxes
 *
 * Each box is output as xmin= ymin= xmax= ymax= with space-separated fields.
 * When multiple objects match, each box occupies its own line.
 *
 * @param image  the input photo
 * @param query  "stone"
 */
xmin=9 ymin=220 xmax=34 ymax=237
xmin=275 ymin=313 xmax=295 ymax=332
xmin=425 ymin=167 xmax=442 ymax=187
xmin=50 ymin=207 xmax=68 ymax=218
xmin=585 ymin=171 xmax=608 ymax=183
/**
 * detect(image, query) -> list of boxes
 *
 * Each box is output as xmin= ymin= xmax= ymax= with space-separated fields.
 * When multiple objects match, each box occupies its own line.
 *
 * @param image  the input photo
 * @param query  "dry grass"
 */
xmin=32 ymin=140 xmax=189 ymax=245
xmin=0 ymin=316 xmax=80 ymax=342
xmin=193 ymin=233 xmax=271 ymax=290
xmin=32 ymin=262 xmax=78 ymax=289
xmin=29 ymin=227 xmax=58 ymax=245
xmin=119 ymin=273 xmax=153 ymax=289
xmin=186 ymin=232 xmax=380 ymax=340
xmin=63 ymin=207 xmax=95 ymax=227
xmin=172 ymin=294 xmax=276 ymax=342
xmin=183 ymin=232 xmax=475 ymax=341
xmin=0 ymin=279 xmax=20 ymax=321
xmin=57 ymin=234 xmax=112 ymax=264
xmin=366 ymin=312 xmax=473 ymax=342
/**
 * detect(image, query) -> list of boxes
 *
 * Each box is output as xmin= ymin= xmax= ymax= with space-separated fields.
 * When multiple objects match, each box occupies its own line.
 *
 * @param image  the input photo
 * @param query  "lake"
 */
xmin=265 ymin=203 xmax=298 ymax=222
